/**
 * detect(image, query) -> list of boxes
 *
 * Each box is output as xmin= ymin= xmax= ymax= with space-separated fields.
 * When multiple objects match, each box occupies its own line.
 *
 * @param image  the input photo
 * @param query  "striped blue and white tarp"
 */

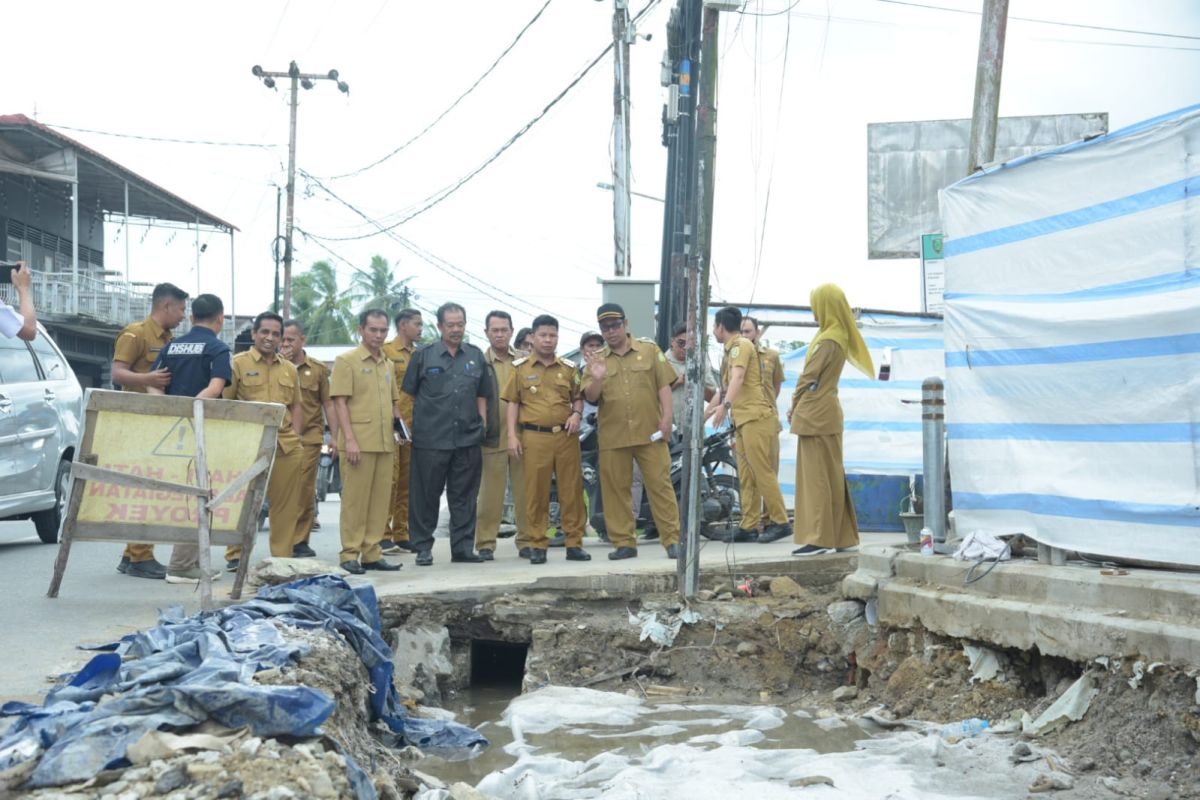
xmin=939 ymin=103 xmax=1200 ymax=565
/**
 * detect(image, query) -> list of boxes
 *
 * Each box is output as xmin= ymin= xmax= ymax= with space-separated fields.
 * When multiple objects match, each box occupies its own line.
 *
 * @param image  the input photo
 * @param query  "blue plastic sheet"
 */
xmin=0 ymin=575 xmax=486 ymax=795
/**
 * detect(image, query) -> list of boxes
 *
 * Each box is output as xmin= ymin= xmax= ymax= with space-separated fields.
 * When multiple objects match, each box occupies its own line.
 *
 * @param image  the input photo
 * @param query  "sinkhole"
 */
xmin=470 ymin=639 xmax=528 ymax=688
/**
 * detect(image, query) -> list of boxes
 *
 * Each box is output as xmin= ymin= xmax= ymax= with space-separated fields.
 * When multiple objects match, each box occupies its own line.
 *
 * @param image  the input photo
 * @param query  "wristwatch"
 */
xmin=722 ymin=400 xmax=732 ymax=411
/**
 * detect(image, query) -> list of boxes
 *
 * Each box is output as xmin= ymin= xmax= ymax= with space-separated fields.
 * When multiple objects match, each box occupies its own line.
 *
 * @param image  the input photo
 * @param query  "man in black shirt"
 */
xmin=148 ymin=294 xmax=232 ymax=584
xmin=402 ymin=302 xmax=494 ymax=566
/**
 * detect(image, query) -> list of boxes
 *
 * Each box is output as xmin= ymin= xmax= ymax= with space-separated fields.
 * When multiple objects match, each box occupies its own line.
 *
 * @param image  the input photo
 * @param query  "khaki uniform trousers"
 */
xmin=735 ymin=416 xmax=789 ymax=530
xmin=520 ymin=430 xmax=585 ymax=550
xmin=475 ymin=447 xmax=530 ymax=552
xmin=385 ymin=443 xmax=412 ymax=542
xmin=340 ymin=451 xmax=393 ymax=563
xmin=227 ymin=444 xmax=304 ymax=562
xmin=294 ymin=443 xmax=322 ymax=545
xmin=741 ymin=419 xmax=783 ymax=530
xmin=599 ymin=441 xmax=679 ymax=549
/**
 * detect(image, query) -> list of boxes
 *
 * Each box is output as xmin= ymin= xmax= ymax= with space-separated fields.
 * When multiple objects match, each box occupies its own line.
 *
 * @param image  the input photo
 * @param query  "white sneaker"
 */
xmin=165 ymin=567 xmax=222 ymax=584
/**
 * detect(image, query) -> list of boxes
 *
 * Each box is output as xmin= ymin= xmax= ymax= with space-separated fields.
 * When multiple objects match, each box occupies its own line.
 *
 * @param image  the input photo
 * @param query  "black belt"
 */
xmin=522 ymin=423 xmax=566 ymax=433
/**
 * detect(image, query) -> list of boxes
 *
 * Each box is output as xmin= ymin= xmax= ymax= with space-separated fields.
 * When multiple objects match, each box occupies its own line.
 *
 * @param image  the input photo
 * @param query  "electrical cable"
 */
xmin=40 ymin=123 xmax=277 ymax=149
xmin=296 ymin=234 xmax=442 ymax=320
xmin=737 ymin=0 xmax=804 ymax=17
xmin=326 ymin=0 xmax=557 ymax=180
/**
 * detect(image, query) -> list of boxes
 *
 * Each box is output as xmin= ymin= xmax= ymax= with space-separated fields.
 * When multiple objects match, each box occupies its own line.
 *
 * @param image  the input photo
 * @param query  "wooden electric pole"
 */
xmin=967 ymin=0 xmax=1009 ymax=173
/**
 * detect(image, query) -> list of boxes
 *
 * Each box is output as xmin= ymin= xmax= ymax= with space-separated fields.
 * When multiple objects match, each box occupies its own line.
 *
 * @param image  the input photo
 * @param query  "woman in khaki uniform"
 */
xmin=788 ymin=284 xmax=874 ymax=556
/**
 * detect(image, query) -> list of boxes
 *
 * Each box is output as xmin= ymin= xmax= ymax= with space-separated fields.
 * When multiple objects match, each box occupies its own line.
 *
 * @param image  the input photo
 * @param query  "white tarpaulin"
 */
xmin=939 ymin=103 xmax=1200 ymax=566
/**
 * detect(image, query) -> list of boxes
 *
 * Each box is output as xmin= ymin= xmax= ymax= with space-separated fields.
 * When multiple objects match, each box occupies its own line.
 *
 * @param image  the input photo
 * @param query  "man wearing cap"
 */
xmin=582 ymin=303 xmax=681 ymax=560
xmin=740 ymin=315 xmax=785 ymax=539
xmin=504 ymin=314 xmax=590 ymax=565
xmin=706 ymin=306 xmax=793 ymax=543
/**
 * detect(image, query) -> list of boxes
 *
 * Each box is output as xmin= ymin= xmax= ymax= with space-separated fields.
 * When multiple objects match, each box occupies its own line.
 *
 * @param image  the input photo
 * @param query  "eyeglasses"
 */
xmin=672 ymin=338 xmax=687 ymax=347
xmin=598 ymin=320 xmax=624 ymax=332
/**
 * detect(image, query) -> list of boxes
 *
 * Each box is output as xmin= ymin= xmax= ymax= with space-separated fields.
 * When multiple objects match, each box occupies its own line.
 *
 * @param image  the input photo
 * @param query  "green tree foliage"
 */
xmin=292 ymin=260 xmax=354 ymax=344
xmin=351 ymin=255 xmax=413 ymax=318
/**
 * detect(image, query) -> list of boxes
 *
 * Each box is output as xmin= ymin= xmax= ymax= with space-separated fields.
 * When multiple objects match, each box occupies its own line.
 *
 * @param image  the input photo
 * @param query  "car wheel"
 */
xmin=32 ymin=459 xmax=71 ymax=544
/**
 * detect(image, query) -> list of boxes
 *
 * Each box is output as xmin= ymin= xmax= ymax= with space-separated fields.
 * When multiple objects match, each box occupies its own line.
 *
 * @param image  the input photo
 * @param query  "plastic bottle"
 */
xmin=940 ymin=718 xmax=990 ymax=739
xmin=919 ymin=527 xmax=934 ymax=556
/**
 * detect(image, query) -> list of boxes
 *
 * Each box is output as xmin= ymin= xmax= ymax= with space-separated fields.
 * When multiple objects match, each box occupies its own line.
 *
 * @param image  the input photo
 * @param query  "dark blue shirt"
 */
xmin=151 ymin=326 xmax=233 ymax=397
xmin=402 ymin=340 xmax=493 ymax=450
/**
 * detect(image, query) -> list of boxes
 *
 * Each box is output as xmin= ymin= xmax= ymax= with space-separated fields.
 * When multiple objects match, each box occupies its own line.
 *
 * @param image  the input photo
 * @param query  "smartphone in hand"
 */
xmin=0 ymin=261 xmax=22 ymax=284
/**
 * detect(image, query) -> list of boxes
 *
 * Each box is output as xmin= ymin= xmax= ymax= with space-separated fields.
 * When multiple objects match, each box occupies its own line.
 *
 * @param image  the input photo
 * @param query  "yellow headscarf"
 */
xmin=809 ymin=283 xmax=874 ymax=378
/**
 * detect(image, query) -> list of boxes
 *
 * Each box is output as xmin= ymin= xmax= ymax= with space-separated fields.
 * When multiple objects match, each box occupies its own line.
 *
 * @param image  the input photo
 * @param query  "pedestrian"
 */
xmin=330 ymin=308 xmax=404 ymax=574
xmin=705 ymin=306 xmax=792 ymax=544
xmin=381 ymin=308 xmax=423 ymax=555
xmin=581 ymin=303 xmax=681 ymax=560
xmin=403 ymin=302 xmax=494 ymax=566
xmin=475 ymin=310 xmax=533 ymax=560
xmin=787 ymin=284 xmax=873 ymax=556
xmin=222 ymin=312 xmax=305 ymax=572
xmin=665 ymin=322 xmax=718 ymax=434
xmin=0 ymin=260 xmax=36 ymax=341
xmin=514 ymin=327 xmax=533 ymax=354
xmin=281 ymin=319 xmax=336 ymax=559
xmin=504 ymin=314 xmax=590 ymax=565
xmin=740 ymin=315 xmax=786 ymax=539
xmin=111 ymin=282 xmax=188 ymax=580
xmin=145 ymin=293 xmax=231 ymax=584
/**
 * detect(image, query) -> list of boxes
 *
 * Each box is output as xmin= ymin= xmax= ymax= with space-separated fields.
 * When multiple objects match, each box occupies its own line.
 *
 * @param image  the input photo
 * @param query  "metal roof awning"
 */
xmin=0 ymin=113 xmax=236 ymax=232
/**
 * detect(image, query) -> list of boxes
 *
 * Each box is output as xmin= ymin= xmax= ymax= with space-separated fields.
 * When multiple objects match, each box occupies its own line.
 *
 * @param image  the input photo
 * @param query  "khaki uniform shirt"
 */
xmin=331 ymin=344 xmax=400 ymax=453
xmin=485 ymin=346 xmax=522 ymax=450
xmin=721 ymin=334 xmax=774 ymax=428
xmin=381 ymin=336 xmax=415 ymax=425
xmin=502 ymin=355 xmax=580 ymax=428
xmin=758 ymin=345 xmax=784 ymax=400
xmin=113 ymin=316 xmax=172 ymax=392
xmin=789 ymin=339 xmax=845 ymax=436
xmin=582 ymin=337 xmax=676 ymax=451
xmin=295 ymin=351 xmax=331 ymax=446
xmin=225 ymin=348 xmax=302 ymax=454
xmin=665 ymin=349 xmax=718 ymax=428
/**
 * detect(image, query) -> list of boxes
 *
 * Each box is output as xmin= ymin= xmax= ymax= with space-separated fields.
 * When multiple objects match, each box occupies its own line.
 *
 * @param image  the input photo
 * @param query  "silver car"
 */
xmin=0 ymin=325 xmax=83 ymax=543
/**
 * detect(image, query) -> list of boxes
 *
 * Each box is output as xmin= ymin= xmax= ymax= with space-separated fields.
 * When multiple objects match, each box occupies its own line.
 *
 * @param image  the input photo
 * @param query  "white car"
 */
xmin=0 ymin=324 xmax=83 ymax=543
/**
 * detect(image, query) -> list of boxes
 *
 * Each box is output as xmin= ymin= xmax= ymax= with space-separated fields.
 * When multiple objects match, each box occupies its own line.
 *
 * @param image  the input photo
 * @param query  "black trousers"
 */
xmin=408 ymin=445 xmax=482 ymax=555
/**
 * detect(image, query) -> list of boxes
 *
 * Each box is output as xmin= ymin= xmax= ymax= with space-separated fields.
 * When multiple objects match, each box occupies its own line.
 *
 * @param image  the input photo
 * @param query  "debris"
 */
xmin=1021 ymin=673 xmax=1099 ymax=736
xmin=152 ymin=765 xmax=188 ymax=795
xmin=1029 ymin=773 xmax=1075 ymax=792
xmin=826 ymin=600 xmax=865 ymax=625
xmin=963 ymin=644 xmax=1002 ymax=683
xmin=952 ymin=531 xmax=1011 ymax=562
xmin=248 ymin=557 xmax=336 ymax=587
xmin=1128 ymin=661 xmax=1146 ymax=689
xmin=831 ymin=686 xmax=859 ymax=702
xmin=696 ymin=590 xmax=716 ymax=601
xmin=768 ymin=576 xmax=809 ymax=598
xmin=790 ymin=775 xmax=835 ymax=788
xmin=1010 ymin=742 xmax=1038 ymax=764
xmin=736 ymin=641 xmax=761 ymax=657
xmin=629 ymin=610 xmax=684 ymax=647
xmin=127 ymin=727 xmax=245 ymax=765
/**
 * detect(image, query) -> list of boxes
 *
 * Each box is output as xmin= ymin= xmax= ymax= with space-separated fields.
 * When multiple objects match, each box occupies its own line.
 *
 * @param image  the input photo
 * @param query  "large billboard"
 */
xmin=867 ymin=113 xmax=1108 ymax=259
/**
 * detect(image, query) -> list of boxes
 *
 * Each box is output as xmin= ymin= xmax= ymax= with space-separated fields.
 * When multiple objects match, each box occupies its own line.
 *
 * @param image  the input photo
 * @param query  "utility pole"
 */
xmin=967 ymin=0 xmax=1009 ymax=173
xmin=612 ymin=0 xmax=634 ymax=277
xmin=252 ymin=62 xmax=349 ymax=316
xmin=273 ymin=186 xmax=282 ymax=313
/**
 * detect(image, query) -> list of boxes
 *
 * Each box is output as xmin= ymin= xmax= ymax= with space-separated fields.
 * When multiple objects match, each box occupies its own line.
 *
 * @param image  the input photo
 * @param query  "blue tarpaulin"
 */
xmin=0 ymin=575 xmax=486 ymax=794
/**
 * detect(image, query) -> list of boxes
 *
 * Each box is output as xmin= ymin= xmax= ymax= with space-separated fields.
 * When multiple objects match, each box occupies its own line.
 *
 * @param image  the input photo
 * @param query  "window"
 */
xmin=30 ymin=332 xmax=67 ymax=381
xmin=0 ymin=338 xmax=41 ymax=384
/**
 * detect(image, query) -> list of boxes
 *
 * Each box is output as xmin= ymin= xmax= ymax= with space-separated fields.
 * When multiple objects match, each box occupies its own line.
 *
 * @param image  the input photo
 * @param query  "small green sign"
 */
xmin=921 ymin=233 xmax=944 ymax=261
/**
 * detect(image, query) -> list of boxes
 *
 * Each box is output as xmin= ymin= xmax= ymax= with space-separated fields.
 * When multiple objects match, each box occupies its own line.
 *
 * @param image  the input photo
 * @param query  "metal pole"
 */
xmin=124 ymin=180 xmax=130 ymax=320
xmin=194 ymin=216 xmax=201 ymax=296
xmin=193 ymin=398 xmax=213 ymax=611
xmin=70 ymin=150 xmax=79 ymax=312
xmin=274 ymin=185 xmax=282 ymax=313
xmin=967 ymin=0 xmax=1009 ymax=173
xmin=229 ymin=230 xmax=236 ymax=342
xmin=612 ymin=0 xmax=633 ymax=277
xmin=921 ymin=378 xmax=947 ymax=549
xmin=283 ymin=70 xmax=299 ymax=316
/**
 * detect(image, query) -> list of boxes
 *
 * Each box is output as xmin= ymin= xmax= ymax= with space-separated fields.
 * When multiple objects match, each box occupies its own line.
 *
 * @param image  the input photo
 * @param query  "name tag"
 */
xmin=427 ymin=367 xmax=444 ymax=376
xmin=361 ymin=368 xmax=373 ymax=374
xmin=246 ymin=371 xmax=260 ymax=377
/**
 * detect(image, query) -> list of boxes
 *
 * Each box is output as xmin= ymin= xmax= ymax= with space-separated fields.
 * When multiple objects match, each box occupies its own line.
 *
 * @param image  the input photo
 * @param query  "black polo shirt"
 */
xmin=402 ymin=340 xmax=493 ymax=450
xmin=152 ymin=326 xmax=232 ymax=398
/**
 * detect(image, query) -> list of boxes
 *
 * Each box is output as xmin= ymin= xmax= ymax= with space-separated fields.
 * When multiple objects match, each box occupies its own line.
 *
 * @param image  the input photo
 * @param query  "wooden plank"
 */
xmin=67 ymin=524 xmax=245 ymax=547
xmin=86 ymin=389 xmax=286 ymax=427
xmin=194 ymin=398 xmax=214 ymax=611
xmin=70 ymin=463 xmax=209 ymax=498
xmin=207 ymin=456 xmax=271 ymax=510
xmin=47 ymin=453 xmax=96 ymax=598
xmin=230 ymin=427 xmax=276 ymax=601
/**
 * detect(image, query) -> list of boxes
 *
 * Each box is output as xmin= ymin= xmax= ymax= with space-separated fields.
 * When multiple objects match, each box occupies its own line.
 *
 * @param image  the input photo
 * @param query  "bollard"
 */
xmin=921 ymin=378 xmax=947 ymax=550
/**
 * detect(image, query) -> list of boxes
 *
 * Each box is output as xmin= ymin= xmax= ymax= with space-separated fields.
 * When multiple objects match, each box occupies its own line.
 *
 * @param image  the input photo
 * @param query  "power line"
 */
xmin=737 ymin=0 xmax=803 ymax=17
xmin=326 ymin=0 xmax=558 ymax=180
xmin=41 ymin=123 xmax=277 ymax=148
xmin=874 ymin=0 xmax=1200 ymax=42
xmin=299 ymin=235 xmax=443 ymax=320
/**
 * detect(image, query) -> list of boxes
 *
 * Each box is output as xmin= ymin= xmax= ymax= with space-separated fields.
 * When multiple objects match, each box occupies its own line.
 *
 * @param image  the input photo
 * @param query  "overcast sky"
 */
xmin=7 ymin=0 xmax=1200 ymax=341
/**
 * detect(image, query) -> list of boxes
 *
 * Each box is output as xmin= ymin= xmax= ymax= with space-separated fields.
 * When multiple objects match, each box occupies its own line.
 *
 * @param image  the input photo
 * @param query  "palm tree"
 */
xmin=351 ymin=255 xmax=414 ymax=318
xmin=292 ymin=261 xmax=354 ymax=344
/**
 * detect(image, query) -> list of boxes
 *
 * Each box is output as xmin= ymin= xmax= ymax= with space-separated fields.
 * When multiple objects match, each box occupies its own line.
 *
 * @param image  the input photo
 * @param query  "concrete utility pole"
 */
xmin=967 ymin=0 xmax=1009 ymax=173
xmin=612 ymin=0 xmax=634 ymax=277
xmin=252 ymin=62 xmax=349 ymax=316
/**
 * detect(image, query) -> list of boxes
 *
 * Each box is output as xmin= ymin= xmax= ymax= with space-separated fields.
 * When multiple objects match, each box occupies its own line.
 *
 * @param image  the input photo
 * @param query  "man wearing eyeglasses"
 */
xmin=665 ymin=322 xmax=717 ymax=429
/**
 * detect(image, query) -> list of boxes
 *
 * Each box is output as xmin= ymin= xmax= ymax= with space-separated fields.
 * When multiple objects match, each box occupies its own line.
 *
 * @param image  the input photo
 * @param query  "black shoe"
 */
xmin=518 ymin=547 xmax=533 ymax=560
xmin=608 ymin=546 xmax=638 ymax=561
xmin=566 ymin=547 xmax=591 ymax=561
xmin=362 ymin=559 xmax=401 ymax=571
xmin=226 ymin=559 xmax=240 ymax=573
xmin=126 ymin=559 xmax=167 ymax=579
xmin=478 ymin=548 xmax=495 ymax=561
xmin=292 ymin=543 xmax=317 ymax=558
xmin=757 ymin=523 xmax=792 ymax=543
xmin=116 ymin=556 xmax=130 ymax=574
xmin=547 ymin=533 xmax=566 ymax=548
xmin=379 ymin=540 xmax=403 ymax=555
xmin=699 ymin=526 xmax=728 ymax=542
xmin=451 ymin=551 xmax=485 ymax=563
xmin=416 ymin=550 xmax=434 ymax=567
xmin=497 ymin=525 xmax=518 ymax=539
xmin=398 ymin=540 xmax=419 ymax=553
xmin=340 ymin=559 xmax=365 ymax=575
xmin=731 ymin=528 xmax=759 ymax=543
xmin=530 ymin=549 xmax=548 ymax=565
xmin=792 ymin=544 xmax=834 ymax=557
xmin=666 ymin=544 xmax=680 ymax=559
xmin=641 ymin=528 xmax=660 ymax=541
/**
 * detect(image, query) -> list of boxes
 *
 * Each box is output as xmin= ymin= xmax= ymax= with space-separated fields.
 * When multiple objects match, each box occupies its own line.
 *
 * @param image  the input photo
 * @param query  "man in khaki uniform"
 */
xmin=282 ymin=319 xmax=336 ymax=558
xmin=332 ymin=309 xmax=403 ymax=574
xmin=380 ymin=309 xmax=422 ymax=554
xmin=503 ymin=314 xmax=590 ymax=565
xmin=111 ymin=282 xmax=188 ymax=579
xmin=475 ymin=310 xmax=531 ymax=560
xmin=706 ymin=306 xmax=792 ymax=543
xmin=740 ymin=315 xmax=785 ymax=538
xmin=223 ymin=312 xmax=306 ymax=570
xmin=582 ymin=303 xmax=681 ymax=560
